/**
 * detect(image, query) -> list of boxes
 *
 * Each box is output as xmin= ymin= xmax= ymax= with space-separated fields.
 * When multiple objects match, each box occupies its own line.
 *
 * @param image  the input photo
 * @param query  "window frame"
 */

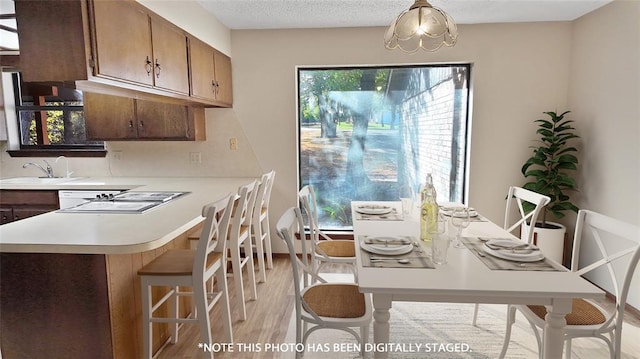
xmin=5 ymin=72 xmax=106 ymax=158
xmin=297 ymin=63 xmax=472 ymax=231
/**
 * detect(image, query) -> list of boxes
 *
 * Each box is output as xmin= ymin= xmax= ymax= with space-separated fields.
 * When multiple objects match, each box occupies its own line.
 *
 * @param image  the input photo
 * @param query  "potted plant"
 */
xmin=520 ymin=110 xmax=580 ymax=263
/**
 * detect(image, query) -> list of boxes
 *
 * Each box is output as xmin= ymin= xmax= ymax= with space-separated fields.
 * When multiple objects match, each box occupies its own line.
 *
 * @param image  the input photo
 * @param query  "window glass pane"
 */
xmin=13 ymin=73 xmax=103 ymax=149
xmin=298 ymin=65 xmax=471 ymax=231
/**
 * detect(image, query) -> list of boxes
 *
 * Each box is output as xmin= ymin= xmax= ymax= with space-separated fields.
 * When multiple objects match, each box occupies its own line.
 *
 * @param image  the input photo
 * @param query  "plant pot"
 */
xmin=522 ymin=221 xmax=566 ymax=264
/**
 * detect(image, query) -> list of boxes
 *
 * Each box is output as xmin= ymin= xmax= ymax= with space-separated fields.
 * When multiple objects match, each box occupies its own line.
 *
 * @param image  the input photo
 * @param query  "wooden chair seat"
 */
xmin=526 ymin=299 xmax=606 ymax=325
xmin=276 ymin=207 xmax=372 ymax=359
xmin=303 ymin=284 xmax=366 ymax=318
xmin=499 ymin=209 xmax=640 ymax=359
xmin=138 ymin=250 xmax=223 ymax=276
xmin=316 ymin=240 xmax=356 ymax=257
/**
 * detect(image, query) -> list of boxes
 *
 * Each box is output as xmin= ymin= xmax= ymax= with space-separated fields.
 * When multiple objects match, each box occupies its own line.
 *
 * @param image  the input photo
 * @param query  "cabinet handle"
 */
xmin=129 ymin=120 xmax=134 ymax=128
xmin=212 ymin=80 xmax=220 ymax=96
xmin=145 ymin=56 xmax=153 ymax=76
xmin=139 ymin=121 xmax=144 ymax=128
xmin=155 ymin=59 xmax=161 ymax=78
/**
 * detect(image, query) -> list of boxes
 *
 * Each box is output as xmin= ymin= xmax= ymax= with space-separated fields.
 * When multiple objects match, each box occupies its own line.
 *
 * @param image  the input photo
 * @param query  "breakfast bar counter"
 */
xmin=0 ymin=176 xmax=253 ymax=254
xmin=0 ymin=176 xmax=254 ymax=359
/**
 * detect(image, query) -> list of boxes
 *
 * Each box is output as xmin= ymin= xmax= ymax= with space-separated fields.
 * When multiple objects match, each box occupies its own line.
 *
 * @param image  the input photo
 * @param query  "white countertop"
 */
xmin=0 ymin=177 xmax=254 ymax=254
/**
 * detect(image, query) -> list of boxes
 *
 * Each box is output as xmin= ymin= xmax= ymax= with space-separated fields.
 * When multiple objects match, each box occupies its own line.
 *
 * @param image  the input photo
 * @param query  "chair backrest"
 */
xmin=504 ymin=186 xmax=551 ymax=243
xmin=571 ymin=209 xmax=640 ymax=346
xmin=253 ymin=170 xmax=276 ymax=221
xmin=230 ymin=180 xmax=257 ymax=242
xmin=242 ymin=180 xmax=258 ymax=227
xmin=276 ymin=207 xmax=306 ymax=297
xmin=193 ymin=193 xmax=235 ymax=283
xmin=298 ymin=185 xmax=321 ymax=242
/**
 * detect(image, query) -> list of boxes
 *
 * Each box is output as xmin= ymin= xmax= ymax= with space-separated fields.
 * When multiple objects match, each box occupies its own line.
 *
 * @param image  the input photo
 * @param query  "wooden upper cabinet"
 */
xmin=15 ymin=0 xmax=220 ymax=106
xmin=91 ymin=0 xmax=154 ymax=87
xmin=136 ymin=100 xmax=189 ymax=139
xmin=213 ymin=49 xmax=233 ymax=106
xmin=150 ymin=18 xmax=190 ymax=95
xmin=84 ymin=92 xmax=137 ymax=140
xmin=189 ymin=37 xmax=233 ymax=107
xmin=189 ymin=37 xmax=216 ymax=102
xmin=83 ymin=92 xmax=205 ymax=141
xmin=14 ymin=0 xmax=90 ymax=82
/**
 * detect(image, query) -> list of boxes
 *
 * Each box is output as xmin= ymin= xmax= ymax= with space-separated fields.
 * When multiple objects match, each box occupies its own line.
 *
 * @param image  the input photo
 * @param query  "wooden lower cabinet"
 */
xmin=0 ymin=190 xmax=59 ymax=224
xmin=0 ymin=227 xmax=197 ymax=359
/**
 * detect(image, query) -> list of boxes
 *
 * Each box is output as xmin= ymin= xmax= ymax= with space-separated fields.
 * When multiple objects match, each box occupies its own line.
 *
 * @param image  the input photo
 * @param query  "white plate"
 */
xmin=360 ymin=241 xmax=413 ymax=256
xmin=483 ymin=240 xmax=544 ymax=262
xmin=355 ymin=206 xmax=393 ymax=215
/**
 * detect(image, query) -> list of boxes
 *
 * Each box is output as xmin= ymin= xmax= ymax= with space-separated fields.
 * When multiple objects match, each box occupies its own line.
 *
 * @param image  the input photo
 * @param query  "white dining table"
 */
xmin=352 ymin=201 xmax=604 ymax=359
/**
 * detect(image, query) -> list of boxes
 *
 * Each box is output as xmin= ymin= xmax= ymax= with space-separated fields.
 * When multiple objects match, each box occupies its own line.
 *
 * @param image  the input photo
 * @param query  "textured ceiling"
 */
xmin=196 ymin=0 xmax=613 ymax=30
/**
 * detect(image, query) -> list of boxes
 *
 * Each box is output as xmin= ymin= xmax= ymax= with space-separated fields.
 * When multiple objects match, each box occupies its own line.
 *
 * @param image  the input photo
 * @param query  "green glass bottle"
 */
xmin=420 ymin=173 xmax=439 ymax=242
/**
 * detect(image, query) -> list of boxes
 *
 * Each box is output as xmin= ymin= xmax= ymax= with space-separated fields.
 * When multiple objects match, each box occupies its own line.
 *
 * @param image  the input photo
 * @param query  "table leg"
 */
xmin=542 ymin=299 xmax=572 ymax=359
xmin=372 ymin=294 xmax=392 ymax=359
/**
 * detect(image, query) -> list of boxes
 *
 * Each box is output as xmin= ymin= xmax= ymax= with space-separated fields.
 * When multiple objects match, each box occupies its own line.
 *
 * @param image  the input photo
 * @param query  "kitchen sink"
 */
xmin=0 ymin=177 xmax=84 ymax=185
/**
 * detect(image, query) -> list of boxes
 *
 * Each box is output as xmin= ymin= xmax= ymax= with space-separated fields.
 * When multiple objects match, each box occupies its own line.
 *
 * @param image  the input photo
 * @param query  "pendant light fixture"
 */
xmin=384 ymin=0 xmax=458 ymax=53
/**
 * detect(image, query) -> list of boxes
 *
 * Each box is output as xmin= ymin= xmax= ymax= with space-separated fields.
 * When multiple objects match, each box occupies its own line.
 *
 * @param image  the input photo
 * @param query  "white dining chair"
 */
xmin=138 ymin=193 xmax=235 ymax=359
xmin=276 ymin=206 xmax=372 ymax=359
xmin=227 ymin=180 xmax=259 ymax=321
xmin=298 ymin=185 xmax=358 ymax=282
xmin=472 ymin=186 xmax=550 ymax=326
xmin=251 ymin=170 xmax=276 ymax=283
xmin=499 ymin=209 xmax=640 ymax=359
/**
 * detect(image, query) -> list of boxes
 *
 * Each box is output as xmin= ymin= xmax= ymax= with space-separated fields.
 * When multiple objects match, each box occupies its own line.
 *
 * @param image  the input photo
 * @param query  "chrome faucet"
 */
xmin=22 ymin=160 xmax=55 ymax=178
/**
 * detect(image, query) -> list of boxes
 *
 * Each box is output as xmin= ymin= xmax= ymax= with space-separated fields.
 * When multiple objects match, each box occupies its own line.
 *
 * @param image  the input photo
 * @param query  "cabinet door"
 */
xmin=136 ymin=100 xmax=188 ymax=139
xmin=84 ymin=92 xmax=137 ymax=140
xmin=189 ymin=37 xmax=216 ymax=101
xmin=150 ymin=18 xmax=189 ymax=95
xmin=0 ymin=208 xmax=13 ymax=225
xmin=213 ymin=49 xmax=233 ymax=107
xmin=91 ymin=0 xmax=154 ymax=86
xmin=14 ymin=0 xmax=89 ymax=82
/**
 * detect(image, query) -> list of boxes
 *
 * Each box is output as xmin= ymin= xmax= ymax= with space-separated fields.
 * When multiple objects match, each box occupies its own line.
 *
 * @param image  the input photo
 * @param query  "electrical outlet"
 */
xmin=229 ymin=138 xmax=238 ymax=151
xmin=112 ymin=150 xmax=123 ymax=161
xmin=189 ymin=152 xmax=202 ymax=164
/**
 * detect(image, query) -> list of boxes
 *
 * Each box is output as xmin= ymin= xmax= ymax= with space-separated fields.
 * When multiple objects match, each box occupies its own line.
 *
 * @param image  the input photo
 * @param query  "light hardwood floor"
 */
xmin=157 ymin=255 xmax=640 ymax=359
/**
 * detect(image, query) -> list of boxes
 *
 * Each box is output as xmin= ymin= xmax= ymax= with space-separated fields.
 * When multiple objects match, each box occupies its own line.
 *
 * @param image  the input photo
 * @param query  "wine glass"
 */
xmin=450 ymin=207 xmax=470 ymax=248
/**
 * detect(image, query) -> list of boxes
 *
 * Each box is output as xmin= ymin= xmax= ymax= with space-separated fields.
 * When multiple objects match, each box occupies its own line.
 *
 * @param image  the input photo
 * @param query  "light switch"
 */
xmin=229 ymin=138 xmax=238 ymax=151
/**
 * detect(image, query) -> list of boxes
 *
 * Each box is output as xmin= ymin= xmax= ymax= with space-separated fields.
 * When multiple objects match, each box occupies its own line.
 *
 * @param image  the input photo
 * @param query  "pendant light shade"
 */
xmin=384 ymin=0 xmax=458 ymax=53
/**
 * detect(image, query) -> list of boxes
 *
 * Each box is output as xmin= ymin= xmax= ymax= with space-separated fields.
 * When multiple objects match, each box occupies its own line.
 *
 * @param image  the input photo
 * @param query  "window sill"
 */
xmin=7 ymin=149 xmax=107 ymax=158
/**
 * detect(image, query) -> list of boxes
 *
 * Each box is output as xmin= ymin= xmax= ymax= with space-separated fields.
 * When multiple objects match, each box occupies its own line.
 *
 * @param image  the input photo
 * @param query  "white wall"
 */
xmin=567 ymin=0 xmax=640 ymax=309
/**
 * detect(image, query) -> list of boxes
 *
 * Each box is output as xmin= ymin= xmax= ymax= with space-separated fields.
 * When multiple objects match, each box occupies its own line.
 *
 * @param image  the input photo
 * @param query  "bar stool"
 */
xmin=251 ymin=170 xmax=276 ymax=283
xmin=227 ymin=180 xmax=258 ymax=321
xmin=137 ymin=194 xmax=235 ymax=359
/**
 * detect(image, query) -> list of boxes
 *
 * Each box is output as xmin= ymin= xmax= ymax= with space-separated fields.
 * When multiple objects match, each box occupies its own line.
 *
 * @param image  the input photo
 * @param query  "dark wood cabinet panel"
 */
xmin=0 ymin=190 xmax=59 ymax=224
xmin=14 ymin=0 xmax=90 ymax=82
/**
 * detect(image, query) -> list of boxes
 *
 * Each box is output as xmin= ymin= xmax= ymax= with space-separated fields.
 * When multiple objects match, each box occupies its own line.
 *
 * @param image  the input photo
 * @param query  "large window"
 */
xmin=9 ymin=73 xmax=104 ymax=155
xmin=298 ymin=64 xmax=471 ymax=230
